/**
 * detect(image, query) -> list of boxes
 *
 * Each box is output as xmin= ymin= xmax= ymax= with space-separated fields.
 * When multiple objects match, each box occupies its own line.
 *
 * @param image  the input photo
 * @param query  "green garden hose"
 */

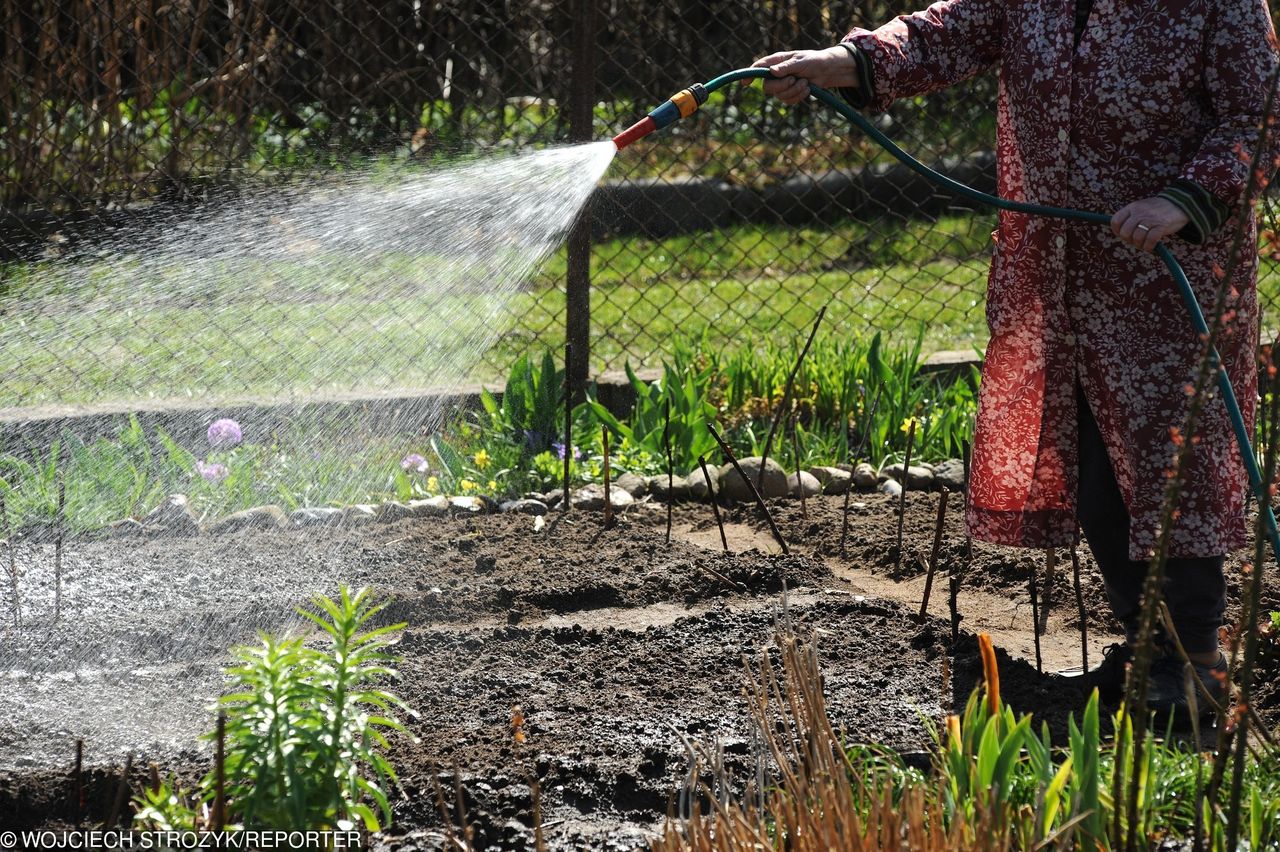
xmin=613 ymin=66 xmax=1280 ymax=564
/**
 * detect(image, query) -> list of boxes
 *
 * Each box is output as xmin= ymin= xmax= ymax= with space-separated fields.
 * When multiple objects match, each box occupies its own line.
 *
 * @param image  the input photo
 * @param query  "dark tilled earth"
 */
xmin=1 ymin=493 xmax=1275 ymax=848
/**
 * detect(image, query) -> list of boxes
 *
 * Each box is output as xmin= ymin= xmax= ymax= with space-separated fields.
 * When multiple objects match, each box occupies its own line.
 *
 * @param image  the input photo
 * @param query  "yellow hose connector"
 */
xmin=670 ymin=87 xmax=703 ymax=118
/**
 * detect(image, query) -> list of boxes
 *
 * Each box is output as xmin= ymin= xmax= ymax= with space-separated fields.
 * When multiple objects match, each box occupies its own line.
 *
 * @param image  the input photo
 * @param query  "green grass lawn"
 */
xmin=3 ymin=211 xmax=1277 ymax=411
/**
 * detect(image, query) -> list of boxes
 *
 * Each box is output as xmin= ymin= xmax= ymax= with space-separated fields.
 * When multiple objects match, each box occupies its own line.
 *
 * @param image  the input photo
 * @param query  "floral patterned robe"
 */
xmin=845 ymin=0 xmax=1279 ymax=558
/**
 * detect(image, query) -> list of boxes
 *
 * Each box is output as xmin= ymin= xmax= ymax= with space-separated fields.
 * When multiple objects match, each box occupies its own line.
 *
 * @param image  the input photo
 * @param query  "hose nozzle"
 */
xmin=612 ymin=83 xmax=709 ymax=150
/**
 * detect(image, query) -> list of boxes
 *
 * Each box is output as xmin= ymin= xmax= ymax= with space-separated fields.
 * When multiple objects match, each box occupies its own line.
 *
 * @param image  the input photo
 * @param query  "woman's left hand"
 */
xmin=1110 ymin=197 xmax=1189 ymax=252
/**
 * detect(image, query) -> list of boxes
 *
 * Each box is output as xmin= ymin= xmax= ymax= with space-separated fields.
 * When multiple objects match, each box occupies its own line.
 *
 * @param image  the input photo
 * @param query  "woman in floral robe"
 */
xmin=755 ymin=0 xmax=1279 ymax=716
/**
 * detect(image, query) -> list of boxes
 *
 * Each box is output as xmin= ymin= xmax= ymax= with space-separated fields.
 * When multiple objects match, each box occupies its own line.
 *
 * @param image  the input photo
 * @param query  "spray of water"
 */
xmin=0 ymin=141 xmax=616 ymax=769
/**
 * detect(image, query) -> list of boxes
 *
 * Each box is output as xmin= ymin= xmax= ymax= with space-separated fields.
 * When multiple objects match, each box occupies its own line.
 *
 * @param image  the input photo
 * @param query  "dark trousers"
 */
xmin=1075 ymin=390 xmax=1227 ymax=654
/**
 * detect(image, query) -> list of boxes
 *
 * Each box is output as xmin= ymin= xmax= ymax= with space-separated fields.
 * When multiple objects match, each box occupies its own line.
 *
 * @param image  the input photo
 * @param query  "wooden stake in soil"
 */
xmin=698 ymin=455 xmax=729 ymax=552
xmin=54 ymin=475 xmax=65 ymax=623
xmin=106 ymin=753 xmax=132 ymax=828
xmin=949 ymin=437 xmax=972 ymax=645
xmin=1028 ymin=562 xmax=1043 ymax=675
xmin=562 ymin=342 xmax=572 ymax=515
xmin=601 ymin=426 xmax=614 ymax=529
xmin=759 ymin=306 xmax=826 ymax=489
xmin=664 ymin=399 xmax=673 ymax=545
xmin=949 ymin=553 xmax=962 ymax=645
xmin=212 ymin=711 xmax=227 ymax=831
xmin=73 ymin=739 xmax=83 ymax=829
xmin=894 ymin=418 xmax=916 ymax=571
xmin=1071 ymin=527 xmax=1089 ymax=672
xmin=707 ymin=424 xmax=789 ymax=555
xmin=2 ymin=491 xmax=19 ymax=626
xmin=918 ymin=489 xmax=948 ymax=621
xmin=1037 ymin=547 xmax=1058 ymax=635
xmin=790 ymin=414 xmax=807 ymax=521
xmin=840 ymin=384 xmax=883 ymax=556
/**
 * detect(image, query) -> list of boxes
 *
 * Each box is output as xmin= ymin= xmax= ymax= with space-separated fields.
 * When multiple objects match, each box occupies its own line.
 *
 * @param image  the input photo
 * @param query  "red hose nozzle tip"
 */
xmin=612 ymin=116 xmax=656 ymax=151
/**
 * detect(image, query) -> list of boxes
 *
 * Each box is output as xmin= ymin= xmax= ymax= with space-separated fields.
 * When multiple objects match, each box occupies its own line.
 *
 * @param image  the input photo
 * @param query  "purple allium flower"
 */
xmin=206 ymin=418 xmax=243 ymax=449
xmin=551 ymin=441 xmax=581 ymax=461
xmin=401 ymin=452 xmax=429 ymax=474
xmin=196 ymin=460 xmax=228 ymax=483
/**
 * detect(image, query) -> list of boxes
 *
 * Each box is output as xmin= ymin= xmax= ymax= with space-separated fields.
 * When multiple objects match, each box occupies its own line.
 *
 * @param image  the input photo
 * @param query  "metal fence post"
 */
xmin=565 ymin=0 xmax=599 ymax=400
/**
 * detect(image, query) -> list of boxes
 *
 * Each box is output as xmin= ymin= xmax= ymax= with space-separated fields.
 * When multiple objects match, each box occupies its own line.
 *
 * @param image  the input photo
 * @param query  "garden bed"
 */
xmin=2 ymin=492 xmax=1274 ymax=847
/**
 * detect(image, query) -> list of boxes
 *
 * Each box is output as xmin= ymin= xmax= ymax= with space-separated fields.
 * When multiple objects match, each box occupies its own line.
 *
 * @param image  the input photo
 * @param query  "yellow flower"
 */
xmin=459 ymin=478 xmax=477 ymax=493
xmin=426 ymin=475 xmax=439 ymax=493
xmin=900 ymin=416 xmax=920 ymax=435
xmin=473 ymin=449 xmax=491 ymax=470
xmin=488 ymin=479 xmax=498 ymax=492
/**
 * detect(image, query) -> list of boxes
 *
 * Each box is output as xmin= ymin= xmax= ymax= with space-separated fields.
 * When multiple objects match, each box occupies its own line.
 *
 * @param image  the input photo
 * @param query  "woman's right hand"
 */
xmin=752 ymin=46 xmax=860 ymax=104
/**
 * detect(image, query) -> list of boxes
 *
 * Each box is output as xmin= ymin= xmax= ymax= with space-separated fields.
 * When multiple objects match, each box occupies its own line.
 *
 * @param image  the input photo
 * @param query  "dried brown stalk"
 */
xmin=2 ymin=491 xmax=19 ymax=626
xmin=73 ymin=739 xmax=83 ymax=829
xmin=602 ymin=425 xmax=614 ymax=528
xmin=54 ymin=474 xmax=65 ymax=622
xmin=665 ymin=399 xmax=674 ymax=545
xmin=790 ymin=414 xmax=806 ymax=520
xmin=1071 ymin=529 xmax=1088 ymax=673
xmin=840 ymin=384 xmax=883 ymax=556
xmin=918 ymin=488 xmax=948 ymax=621
xmin=1036 ymin=548 xmax=1056 ymax=636
xmin=894 ymin=418 xmax=916 ymax=571
xmin=1028 ymin=560 xmax=1042 ymax=675
xmin=758 ymin=307 xmax=826 ymax=489
xmin=707 ymin=424 xmax=788 ymax=555
xmin=1125 ymin=63 xmax=1280 ymax=851
xmin=698 ymin=455 xmax=728 ymax=552
xmin=563 ymin=342 xmax=572 ymax=515
xmin=211 ymin=711 xmax=226 ymax=831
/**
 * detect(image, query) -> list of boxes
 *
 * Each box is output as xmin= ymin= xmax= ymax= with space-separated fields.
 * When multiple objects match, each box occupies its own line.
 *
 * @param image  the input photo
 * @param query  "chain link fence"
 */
xmin=0 ymin=0 xmax=1273 ymax=413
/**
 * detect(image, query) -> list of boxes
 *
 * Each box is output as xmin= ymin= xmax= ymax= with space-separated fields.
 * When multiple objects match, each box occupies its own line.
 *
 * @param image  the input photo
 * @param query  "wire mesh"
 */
xmin=1 ymin=0 xmax=1275 ymax=414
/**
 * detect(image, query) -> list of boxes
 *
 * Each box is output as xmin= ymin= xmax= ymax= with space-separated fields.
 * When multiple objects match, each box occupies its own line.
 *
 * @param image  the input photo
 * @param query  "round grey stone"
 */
xmin=501 ymin=498 xmax=549 ymax=516
xmin=718 ymin=457 xmax=789 ymax=502
xmin=207 ymin=505 xmax=287 ymax=534
xmin=808 ymin=466 xmax=852 ymax=495
xmin=614 ymin=472 xmax=649 ymax=498
xmin=341 ymin=504 xmax=377 ymax=526
xmin=142 ymin=494 xmax=201 ymax=537
xmin=684 ymin=465 xmax=720 ymax=501
xmin=407 ymin=496 xmax=449 ymax=517
xmin=933 ymin=458 xmax=967 ymax=491
xmin=878 ymin=478 xmax=903 ymax=497
xmin=880 ymin=463 xmax=935 ymax=490
xmin=107 ymin=518 xmax=146 ymax=538
xmin=289 ymin=507 xmax=344 ymax=527
xmin=787 ymin=470 xmax=822 ymax=498
xmin=852 ymin=462 xmax=878 ymax=490
xmin=448 ymin=496 xmax=486 ymax=514
xmin=570 ymin=485 xmax=635 ymax=510
xmin=375 ymin=501 xmax=415 ymax=523
xmin=648 ymin=474 xmax=691 ymax=501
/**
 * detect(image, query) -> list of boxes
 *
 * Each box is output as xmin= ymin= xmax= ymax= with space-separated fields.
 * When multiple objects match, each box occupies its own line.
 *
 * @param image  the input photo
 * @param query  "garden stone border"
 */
xmin=102 ymin=454 xmax=968 ymax=540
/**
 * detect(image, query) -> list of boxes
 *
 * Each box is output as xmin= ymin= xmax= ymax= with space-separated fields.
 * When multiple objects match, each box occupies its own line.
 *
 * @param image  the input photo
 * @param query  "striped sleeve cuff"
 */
xmin=1158 ymin=178 xmax=1229 ymax=244
xmin=836 ymin=42 xmax=876 ymax=110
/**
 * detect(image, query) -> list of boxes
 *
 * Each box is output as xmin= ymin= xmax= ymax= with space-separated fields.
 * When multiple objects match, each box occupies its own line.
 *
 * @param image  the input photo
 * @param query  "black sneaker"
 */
xmin=1075 ymin=643 xmax=1132 ymax=701
xmin=1147 ymin=652 xmax=1229 ymax=722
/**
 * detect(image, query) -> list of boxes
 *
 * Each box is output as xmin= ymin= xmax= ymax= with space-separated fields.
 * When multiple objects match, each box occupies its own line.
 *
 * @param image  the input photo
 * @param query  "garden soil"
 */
xmin=1 ymin=493 xmax=1275 ymax=849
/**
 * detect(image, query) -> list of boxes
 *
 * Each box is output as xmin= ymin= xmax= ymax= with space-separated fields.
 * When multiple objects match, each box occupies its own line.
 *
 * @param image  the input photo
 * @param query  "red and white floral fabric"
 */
xmin=845 ymin=0 xmax=1279 ymax=558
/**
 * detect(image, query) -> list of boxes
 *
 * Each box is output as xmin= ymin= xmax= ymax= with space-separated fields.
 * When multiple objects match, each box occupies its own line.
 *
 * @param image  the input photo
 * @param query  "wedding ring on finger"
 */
xmin=1136 ymin=224 xmax=1152 ymax=233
